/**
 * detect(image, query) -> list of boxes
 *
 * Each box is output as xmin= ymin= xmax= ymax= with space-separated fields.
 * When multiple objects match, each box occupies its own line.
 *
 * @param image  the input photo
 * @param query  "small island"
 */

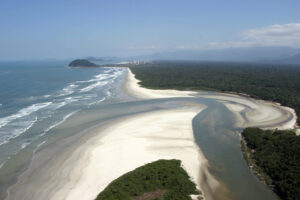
xmin=68 ymin=59 xmax=98 ymax=67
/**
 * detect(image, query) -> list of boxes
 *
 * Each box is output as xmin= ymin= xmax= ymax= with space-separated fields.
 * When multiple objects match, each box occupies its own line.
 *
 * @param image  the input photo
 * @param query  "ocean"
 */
xmin=0 ymin=61 xmax=127 ymax=169
xmin=0 ymin=61 xmax=279 ymax=200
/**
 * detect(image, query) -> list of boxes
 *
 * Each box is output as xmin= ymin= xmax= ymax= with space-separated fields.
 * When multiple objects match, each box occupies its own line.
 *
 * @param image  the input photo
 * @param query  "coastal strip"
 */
xmin=5 ymin=67 xmax=297 ymax=200
xmin=54 ymin=107 xmax=209 ymax=200
xmin=6 ymin=68 xmax=217 ymax=200
xmin=126 ymin=67 xmax=297 ymax=130
xmin=124 ymin=68 xmax=197 ymax=99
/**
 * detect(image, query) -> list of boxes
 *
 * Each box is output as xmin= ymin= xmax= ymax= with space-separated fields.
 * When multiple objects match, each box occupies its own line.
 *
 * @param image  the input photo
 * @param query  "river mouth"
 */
xmin=1 ymin=68 xmax=294 ymax=200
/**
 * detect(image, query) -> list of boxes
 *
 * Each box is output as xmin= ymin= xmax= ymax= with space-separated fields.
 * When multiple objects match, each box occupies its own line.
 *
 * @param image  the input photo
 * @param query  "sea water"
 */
xmin=0 ymin=61 xmax=278 ymax=200
xmin=0 ymin=61 xmax=127 ymax=170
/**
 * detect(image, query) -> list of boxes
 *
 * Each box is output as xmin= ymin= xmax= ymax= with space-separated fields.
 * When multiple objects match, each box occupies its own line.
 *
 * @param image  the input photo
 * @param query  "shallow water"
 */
xmin=192 ymin=97 xmax=277 ymax=200
xmin=0 ymin=63 xmax=279 ymax=199
xmin=0 ymin=61 xmax=127 ymax=170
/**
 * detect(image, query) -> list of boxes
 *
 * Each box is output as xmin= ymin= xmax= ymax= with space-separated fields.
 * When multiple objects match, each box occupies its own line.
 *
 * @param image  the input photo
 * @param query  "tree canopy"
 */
xmin=96 ymin=159 xmax=200 ymax=200
xmin=130 ymin=61 xmax=300 ymax=124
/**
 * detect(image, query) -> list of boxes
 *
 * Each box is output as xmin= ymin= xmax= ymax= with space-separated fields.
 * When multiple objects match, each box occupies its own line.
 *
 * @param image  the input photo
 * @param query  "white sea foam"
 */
xmin=78 ymin=69 xmax=124 ymax=93
xmin=75 ymin=69 xmax=113 ymax=84
xmin=50 ymin=97 xmax=78 ymax=110
xmin=79 ymin=81 xmax=109 ymax=93
xmin=0 ymin=116 xmax=38 ymax=147
xmin=76 ymin=75 xmax=109 ymax=84
xmin=57 ymin=84 xmax=79 ymax=97
xmin=43 ymin=110 xmax=78 ymax=134
xmin=0 ymin=102 xmax=51 ymax=129
xmin=37 ymin=140 xmax=46 ymax=149
xmin=88 ymin=97 xmax=106 ymax=106
xmin=33 ymin=140 xmax=47 ymax=153
xmin=21 ymin=141 xmax=31 ymax=149
xmin=0 ymin=161 xmax=5 ymax=169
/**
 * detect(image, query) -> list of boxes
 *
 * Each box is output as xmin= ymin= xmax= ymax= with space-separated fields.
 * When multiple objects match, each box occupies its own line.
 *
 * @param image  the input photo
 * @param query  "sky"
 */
xmin=0 ymin=0 xmax=300 ymax=60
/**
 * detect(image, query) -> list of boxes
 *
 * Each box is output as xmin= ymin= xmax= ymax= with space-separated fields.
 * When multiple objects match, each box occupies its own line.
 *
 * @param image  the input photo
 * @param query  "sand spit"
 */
xmin=7 ymin=107 xmax=211 ymax=200
xmin=125 ymin=69 xmax=197 ymax=99
xmin=202 ymin=94 xmax=297 ymax=130
xmin=54 ymin=107 xmax=210 ymax=200
xmin=122 ymin=67 xmax=297 ymax=198
xmin=126 ymin=68 xmax=297 ymax=130
xmin=5 ymin=67 xmax=297 ymax=200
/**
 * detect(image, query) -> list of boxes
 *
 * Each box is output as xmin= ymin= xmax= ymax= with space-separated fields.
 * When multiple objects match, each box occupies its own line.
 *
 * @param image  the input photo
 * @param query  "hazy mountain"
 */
xmin=276 ymin=53 xmax=300 ymax=64
xmin=85 ymin=56 xmax=121 ymax=62
xmin=86 ymin=57 xmax=105 ymax=62
xmin=131 ymin=46 xmax=300 ymax=63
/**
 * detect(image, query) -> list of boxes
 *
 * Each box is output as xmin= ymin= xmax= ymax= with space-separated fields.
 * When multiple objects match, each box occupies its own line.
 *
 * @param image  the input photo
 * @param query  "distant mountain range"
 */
xmin=80 ymin=46 xmax=300 ymax=65
xmin=129 ymin=46 xmax=300 ymax=64
xmin=275 ymin=53 xmax=300 ymax=64
xmin=86 ymin=56 xmax=119 ymax=62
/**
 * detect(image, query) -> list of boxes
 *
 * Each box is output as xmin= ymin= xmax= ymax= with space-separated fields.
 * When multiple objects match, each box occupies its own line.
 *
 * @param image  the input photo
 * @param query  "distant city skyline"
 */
xmin=1 ymin=0 xmax=300 ymax=60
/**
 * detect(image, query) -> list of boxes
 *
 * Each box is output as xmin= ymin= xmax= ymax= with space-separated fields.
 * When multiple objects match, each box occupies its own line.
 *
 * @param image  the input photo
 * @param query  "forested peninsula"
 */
xmin=96 ymin=160 xmax=201 ymax=200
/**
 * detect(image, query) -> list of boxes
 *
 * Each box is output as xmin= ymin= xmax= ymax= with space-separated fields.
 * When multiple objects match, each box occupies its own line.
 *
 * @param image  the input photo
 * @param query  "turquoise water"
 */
xmin=0 ymin=62 xmax=278 ymax=199
xmin=0 ymin=61 xmax=127 ymax=169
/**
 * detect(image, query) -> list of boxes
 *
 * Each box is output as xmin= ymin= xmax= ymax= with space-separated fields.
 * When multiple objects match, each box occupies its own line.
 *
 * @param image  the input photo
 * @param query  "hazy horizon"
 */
xmin=1 ymin=0 xmax=300 ymax=60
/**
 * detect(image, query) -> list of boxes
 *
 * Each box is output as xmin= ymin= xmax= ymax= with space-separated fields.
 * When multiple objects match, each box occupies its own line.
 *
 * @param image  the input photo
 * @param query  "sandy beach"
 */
xmin=201 ymin=93 xmax=297 ymax=130
xmin=56 ymin=68 xmax=296 ymax=200
xmin=7 ymin=106 xmax=213 ymax=200
xmin=124 ymin=69 xmax=198 ymax=99
xmin=126 ymin=68 xmax=297 ymax=130
xmin=54 ymin=107 xmax=210 ymax=200
xmin=5 ymin=67 xmax=297 ymax=200
xmin=6 ymin=68 xmax=215 ymax=200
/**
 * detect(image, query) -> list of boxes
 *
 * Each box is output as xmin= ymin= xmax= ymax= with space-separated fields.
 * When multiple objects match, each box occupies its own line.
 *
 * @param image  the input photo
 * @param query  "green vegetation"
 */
xmin=96 ymin=159 xmax=201 ymax=200
xmin=68 ymin=59 xmax=98 ymax=67
xmin=129 ymin=61 xmax=300 ymax=124
xmin=241 ymin=128 xmax=300 ymax=200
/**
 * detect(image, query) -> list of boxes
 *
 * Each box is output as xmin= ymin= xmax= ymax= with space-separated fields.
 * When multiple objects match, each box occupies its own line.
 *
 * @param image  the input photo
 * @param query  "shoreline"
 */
xmin=240 ymin=137 xmax=273 ymax=188
xmin=124 ymin=67 xmax=298 ymax=199
xmin=124 ymin=68 xmax=198 ymax=99
xmin=4 ymin=67 xmax=297 ymax=200
xmin=7 ymin=108 xmax=210 ymax=200
xmin=6 ymin=68 xmax=215 ymax=200
xmin=126 ymin=67 xmax=297 ymax=131
xmin=59 ymin=107 xmax=209 ymax=200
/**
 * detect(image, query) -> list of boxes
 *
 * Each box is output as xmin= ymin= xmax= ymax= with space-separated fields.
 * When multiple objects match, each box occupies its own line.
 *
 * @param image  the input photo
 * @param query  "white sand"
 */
xmin=197 ymin=93 xmax=297 ymax=130
xmin=125 ymin=69 xmax=197 ymax=99
xmin=51 ymin=107 xmax=210 ymax=200
xmin=126 ymin=68 xmax=297 ymax=130
xmin=7 ymin=67 xmax=297 ymax=200
xmin=45 ymin=69 xmax=217 ymax=200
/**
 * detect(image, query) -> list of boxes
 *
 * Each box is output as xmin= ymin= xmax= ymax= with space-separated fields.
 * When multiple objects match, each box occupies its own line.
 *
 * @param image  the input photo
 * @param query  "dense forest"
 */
xmin=241 ymin=128 xmax=300 ymax=200
xmin=96 ymin=159 xmax=201 ymax=200
xmin=129 ymin=61 xmax=300 ymax=124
